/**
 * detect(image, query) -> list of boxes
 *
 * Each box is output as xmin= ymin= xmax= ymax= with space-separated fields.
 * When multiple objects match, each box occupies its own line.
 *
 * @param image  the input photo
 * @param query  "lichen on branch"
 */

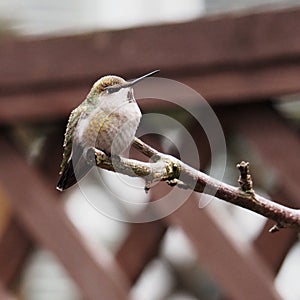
xmin=88 ymin=138 xmax=300 ymax=232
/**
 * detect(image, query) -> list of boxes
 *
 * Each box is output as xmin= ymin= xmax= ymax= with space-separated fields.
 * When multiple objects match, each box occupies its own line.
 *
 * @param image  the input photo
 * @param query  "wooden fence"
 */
xmin=1 ymin=6 xmax=300 ymax=299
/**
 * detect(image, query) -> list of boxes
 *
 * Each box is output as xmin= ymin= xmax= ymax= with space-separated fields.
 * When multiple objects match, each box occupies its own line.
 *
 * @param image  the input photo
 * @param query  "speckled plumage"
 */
xmin=59 ymin=104 xmax=87 ymax=175
xmin=57 ymin=75 xmax=142 ymax=191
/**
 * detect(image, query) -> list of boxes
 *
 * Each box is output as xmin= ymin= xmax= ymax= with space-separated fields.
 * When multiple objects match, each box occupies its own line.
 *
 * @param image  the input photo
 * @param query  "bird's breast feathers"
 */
xmin=75 ymin=102 xmax=141 ymax=154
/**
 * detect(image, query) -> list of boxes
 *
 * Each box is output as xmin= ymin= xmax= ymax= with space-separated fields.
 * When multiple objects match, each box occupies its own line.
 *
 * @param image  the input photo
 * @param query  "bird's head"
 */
xmin=88 ymin=70 xmax=159 ymax=105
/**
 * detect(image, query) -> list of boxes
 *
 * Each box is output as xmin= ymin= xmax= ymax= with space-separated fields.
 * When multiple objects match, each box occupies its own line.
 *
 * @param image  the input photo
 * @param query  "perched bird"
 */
xmin=57 ymin=70 xmax=159 ymax=191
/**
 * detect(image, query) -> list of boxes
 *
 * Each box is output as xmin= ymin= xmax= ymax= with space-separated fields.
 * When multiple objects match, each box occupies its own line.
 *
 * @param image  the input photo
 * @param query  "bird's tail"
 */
xmin=56 ymin=159 xmax=91 ymax=191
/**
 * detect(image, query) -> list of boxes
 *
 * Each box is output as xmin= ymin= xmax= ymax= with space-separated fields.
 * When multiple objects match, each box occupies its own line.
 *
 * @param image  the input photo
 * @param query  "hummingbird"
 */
xmin=57 ymin=70 xmax=159 ymax=191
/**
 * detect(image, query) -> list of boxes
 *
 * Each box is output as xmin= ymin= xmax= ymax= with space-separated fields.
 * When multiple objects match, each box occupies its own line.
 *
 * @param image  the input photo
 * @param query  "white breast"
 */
xmin=76 ymin=88 xmax=142 ymax=155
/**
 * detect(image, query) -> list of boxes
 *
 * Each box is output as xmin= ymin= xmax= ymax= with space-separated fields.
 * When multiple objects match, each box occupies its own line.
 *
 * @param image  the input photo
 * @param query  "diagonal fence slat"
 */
xmin=162 ymin=191 xmax=281 ymax=300
xmin=224 ymin=104 xmax=300 ymax=275
xmin=0 ymin=137 xmax=129 ymax=300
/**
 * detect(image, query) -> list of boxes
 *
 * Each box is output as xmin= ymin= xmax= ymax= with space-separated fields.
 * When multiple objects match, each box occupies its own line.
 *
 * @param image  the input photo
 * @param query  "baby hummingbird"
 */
xmin=57 ymin=70 xmax=159 ymax=191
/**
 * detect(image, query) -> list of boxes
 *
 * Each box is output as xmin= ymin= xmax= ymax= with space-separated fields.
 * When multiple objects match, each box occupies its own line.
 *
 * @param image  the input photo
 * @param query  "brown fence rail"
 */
xmin=0 ymin=6 xmax=300 ymax=300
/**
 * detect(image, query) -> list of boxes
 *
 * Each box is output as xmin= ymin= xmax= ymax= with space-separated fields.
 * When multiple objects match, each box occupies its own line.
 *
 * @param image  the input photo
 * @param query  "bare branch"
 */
xmin=88 ymin=138 xmax=300 ymax=232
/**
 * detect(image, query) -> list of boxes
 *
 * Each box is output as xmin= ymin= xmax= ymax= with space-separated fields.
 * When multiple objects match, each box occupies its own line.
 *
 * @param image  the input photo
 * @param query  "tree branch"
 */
xmin=87 ymin=138 xmax=300 ymax=232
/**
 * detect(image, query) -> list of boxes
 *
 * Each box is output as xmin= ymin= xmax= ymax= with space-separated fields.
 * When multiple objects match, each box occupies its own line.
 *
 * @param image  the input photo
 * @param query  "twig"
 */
xmin=236 ymin=161 xmax=254 ymax=194
xmin=88 ymin=138 xmax=300 ymax=232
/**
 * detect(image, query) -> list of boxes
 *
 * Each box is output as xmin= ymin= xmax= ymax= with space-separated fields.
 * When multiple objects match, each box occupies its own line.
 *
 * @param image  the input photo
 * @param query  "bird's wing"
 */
xmin=59 ymin=105 xmax=85 ymax=175
xmin=57 ymin=104 xmax=93 ymax=191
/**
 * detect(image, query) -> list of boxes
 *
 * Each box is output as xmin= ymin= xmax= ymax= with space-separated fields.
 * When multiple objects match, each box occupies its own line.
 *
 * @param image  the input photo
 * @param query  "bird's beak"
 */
xmin=104 ymin=70 xmax=159 ymax=94
xmin=124 ymin=69 xmax=160 ymax=88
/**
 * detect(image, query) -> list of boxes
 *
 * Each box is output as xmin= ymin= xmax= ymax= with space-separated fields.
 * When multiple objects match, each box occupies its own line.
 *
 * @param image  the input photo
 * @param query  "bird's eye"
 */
xmin=106 ymin=85 xmax=121 ymax=94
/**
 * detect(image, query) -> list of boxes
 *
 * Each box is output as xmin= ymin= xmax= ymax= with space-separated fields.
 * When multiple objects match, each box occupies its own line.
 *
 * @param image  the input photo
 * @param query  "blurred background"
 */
xmin=0 ymin=0 xmax=300 ymax=36
xmin=0 ymin=0 xmax=300 ymax=299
